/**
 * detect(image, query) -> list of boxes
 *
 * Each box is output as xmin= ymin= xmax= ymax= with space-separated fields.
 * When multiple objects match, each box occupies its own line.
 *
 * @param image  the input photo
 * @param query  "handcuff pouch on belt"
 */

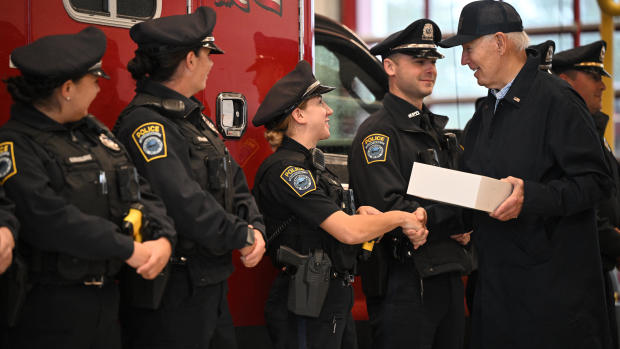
xmin=277 ymin=245 xmax=331 ymax=318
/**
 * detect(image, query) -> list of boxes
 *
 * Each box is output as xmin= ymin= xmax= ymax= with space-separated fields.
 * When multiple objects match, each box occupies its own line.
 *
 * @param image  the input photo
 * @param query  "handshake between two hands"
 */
xmin=357 ymin=206 xmax=429 ymax=249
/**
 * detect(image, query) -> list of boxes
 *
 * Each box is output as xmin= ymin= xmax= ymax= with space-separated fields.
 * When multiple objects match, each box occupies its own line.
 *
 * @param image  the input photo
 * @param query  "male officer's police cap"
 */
xmin=130 ymin=6 xmax=224 ymax=54
xmin=252 ymin=60 xmax=335 ymax=127
xmin=370 ymin=19 xmax=444 ymax=60
xmin=439 ymin=0 xmax=523 ymax=48
xmin=552 ymin=40 xmax=611 ymax=78
xmin=9 ymin=26 xmax=109 ymax=80
xmin=527 ymin=40 xmax=555 ymax=71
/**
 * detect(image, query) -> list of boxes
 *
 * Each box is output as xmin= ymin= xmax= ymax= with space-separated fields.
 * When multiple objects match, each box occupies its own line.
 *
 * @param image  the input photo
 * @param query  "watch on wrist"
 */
xmin=245 ymin=226 xmax=255 ymax=247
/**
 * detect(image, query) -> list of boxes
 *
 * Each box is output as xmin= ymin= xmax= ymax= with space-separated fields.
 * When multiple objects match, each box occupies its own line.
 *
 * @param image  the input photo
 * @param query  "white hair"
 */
xmin=479 ymin=31 xmax=530 ymax=52
xmin=506 ymin=31 xmax=530 ymax=51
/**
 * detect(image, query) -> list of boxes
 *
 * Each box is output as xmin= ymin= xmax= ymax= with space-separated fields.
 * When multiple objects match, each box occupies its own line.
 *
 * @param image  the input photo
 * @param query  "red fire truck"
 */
xmin=0 ymin=1 xmax=387 ymax=347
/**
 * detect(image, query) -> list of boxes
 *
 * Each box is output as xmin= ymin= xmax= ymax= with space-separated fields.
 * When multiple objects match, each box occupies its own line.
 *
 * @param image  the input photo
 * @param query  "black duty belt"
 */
xmin=31 ymin=274 xmax=111 ymax=288
xmin=331 ymin=269 xmax=355 ymax=286
xmin=170 ymin=256 xmax=188 ymax=266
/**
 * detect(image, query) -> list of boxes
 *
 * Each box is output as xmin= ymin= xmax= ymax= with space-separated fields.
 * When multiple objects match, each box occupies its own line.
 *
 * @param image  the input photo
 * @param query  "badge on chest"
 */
xmin=132 ymin=122 xmax=167 ymax=162
xmin=280 ymin=166 xmax=317 ymax=197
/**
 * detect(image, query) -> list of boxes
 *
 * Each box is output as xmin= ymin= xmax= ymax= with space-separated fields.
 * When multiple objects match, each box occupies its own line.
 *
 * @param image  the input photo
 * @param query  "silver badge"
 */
xmin=545 ymin=46 xmax=553 ymax=64
xmin=422 ymin=23 xmax=433 ymax=41
xmin=201 ymin=114 xmax=220 ymax=135
xmin=600 ymin=46 xmax=606 ymax=63
xmin=99 ymin=134 xmax=121 ymax=152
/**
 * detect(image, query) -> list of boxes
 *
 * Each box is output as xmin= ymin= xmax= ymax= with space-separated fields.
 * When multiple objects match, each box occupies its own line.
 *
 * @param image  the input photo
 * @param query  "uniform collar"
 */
xmin=278 ymin=136 xmax=311 ymax=158
xmin=496 ymin=54 xmax=540 ymax=109
xmin=592 ymin=111 xmax=609 ymax=138
xmin=136 ymin=79 xmax=202 ymax=118
xmin=10 ymin=103 xmax=72 ymax=131
xmin=383 ymin=92 xmax=448 ymax=131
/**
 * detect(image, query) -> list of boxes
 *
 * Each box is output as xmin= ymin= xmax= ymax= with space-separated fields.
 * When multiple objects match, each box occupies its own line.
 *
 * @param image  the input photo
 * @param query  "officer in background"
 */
xmin=1 ymin=27 xmax=175 ymax=349
xmin=252 ymin=60 xmax=428 ymax=349
xmin=553 ymin=40 xmax=620 ymax=349
xmin=349 ymin=19 xmax=471 ymax=349
xmin=113 ymin=7 xmax=266 ymax=349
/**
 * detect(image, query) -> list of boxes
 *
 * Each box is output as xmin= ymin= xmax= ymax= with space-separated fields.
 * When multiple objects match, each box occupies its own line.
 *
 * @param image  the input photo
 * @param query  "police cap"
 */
xmin=9 ymin=26 xmax=109 ymax=80
xmin=252 ymin=60 xmax=335 ymax=127
xmin=552 ymin=40 xmax=610 ymax=78
xmin=527 ymin=40 xmax=555 ymax=71
xmin=130 ymin=6 xmax=224 ymax=54
xmin=371 ymin=19 xmax=444 ymax=60
xmin=440 ymin=0 xmax=523 ymax=48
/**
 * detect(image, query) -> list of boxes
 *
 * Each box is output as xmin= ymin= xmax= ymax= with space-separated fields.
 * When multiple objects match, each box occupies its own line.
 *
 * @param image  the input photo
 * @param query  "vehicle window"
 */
xmin=64 ymin=0 xmax=160 ymax=27
xmin=315 ymin=44 xmax=384 ymax=152
xmin=70 ymin=0 xmax=109 ymax=15
xmin=117 ymin=0 xmax=156 ymax=18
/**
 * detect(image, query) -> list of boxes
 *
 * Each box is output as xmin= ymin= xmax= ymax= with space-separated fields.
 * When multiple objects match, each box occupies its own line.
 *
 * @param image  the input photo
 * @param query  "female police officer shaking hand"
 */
xmin=252 ymin=60 xmax=428 ymax=349
xmin=113 ymin=6 xmax=266 ymax=349
xmin=0 ymin=27 xmax=175 ymax=349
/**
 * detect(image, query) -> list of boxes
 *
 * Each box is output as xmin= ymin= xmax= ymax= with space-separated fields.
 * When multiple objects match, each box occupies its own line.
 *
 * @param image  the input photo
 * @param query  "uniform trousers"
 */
xmin=8 ymin=280 xmax=121 ymax=349
xmin=366 ymin=258 xmax=464 ymax=349
xmin=121 ymin=265 xmax=236 ymax=349
xmin=265 ymin=272 xmax=358 ymax=349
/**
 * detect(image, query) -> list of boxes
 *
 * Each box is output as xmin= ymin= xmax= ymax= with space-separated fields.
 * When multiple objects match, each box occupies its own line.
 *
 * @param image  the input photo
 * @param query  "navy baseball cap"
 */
xmin=439 ymin=0 xmax=523 ymax=48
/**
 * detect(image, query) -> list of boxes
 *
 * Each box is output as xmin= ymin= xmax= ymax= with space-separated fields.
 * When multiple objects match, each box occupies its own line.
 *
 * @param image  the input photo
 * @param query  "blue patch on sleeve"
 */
xmin=280 ymin=166 xmax=317 ymax=197
xmin=362 ymin=133 xmax=389 ymax=164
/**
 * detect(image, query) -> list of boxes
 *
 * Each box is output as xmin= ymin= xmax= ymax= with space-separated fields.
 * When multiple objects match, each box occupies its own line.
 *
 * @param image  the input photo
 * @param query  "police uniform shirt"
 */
xmin=114 ymin=79 xmax=264 ymax=270
xmin=461 ymin=52 xmax=613 ymax=347
xmin=0 ymin=104 xmax=137 ymax=260
xmin=255 ymin=136 xmax=341 ymax=230
xmin=349 ymin=92 xmax=463 ymax=239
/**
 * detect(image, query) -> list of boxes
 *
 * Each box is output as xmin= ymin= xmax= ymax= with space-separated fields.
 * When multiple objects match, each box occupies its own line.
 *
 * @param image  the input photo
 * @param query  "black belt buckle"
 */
xmin=332 ymin=270 xmax=355 ymax=286
xmin=83 ymin=275 xmax=105 ymax=288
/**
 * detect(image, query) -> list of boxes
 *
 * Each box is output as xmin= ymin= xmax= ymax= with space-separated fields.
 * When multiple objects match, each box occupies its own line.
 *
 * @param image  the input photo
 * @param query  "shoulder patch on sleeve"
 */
xmin=280 ymin=166 xmax=317 ymax=197
xmin=362 ymin=133 xmax=389 ymax=164
xmin=0 ymin=142 xmax=17 ymax=184
xmin=131 ymin=122 xmax=167 ymax=162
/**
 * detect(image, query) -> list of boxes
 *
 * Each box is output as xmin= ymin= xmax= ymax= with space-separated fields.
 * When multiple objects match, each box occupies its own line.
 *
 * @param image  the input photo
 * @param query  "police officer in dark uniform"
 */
xmin=349 ymin=19 xmax=471 ymax=349
xmin=553 ymin=40 xmax=620 ymax=349
xmin=252 ymin=60 xmax=429 ymax=349
xmin=112 ymin=7 xmax=266 ymax=349
xmin=440 ymin=2 xmax=613 ymax=347
xmin=0 ymin=27 xmax=176 ymax=349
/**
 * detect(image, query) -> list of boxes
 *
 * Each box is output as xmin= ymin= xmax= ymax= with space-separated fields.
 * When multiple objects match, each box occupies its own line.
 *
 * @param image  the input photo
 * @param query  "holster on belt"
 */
xmin=277 ymin=246 xmax=331 ymax=318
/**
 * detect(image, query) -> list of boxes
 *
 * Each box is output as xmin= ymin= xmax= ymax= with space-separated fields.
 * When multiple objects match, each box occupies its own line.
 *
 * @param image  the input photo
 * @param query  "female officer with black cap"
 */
xmin=113 ymin=6 xmax=266 ymax=349
xmin=252 ymin=60 xmax=429 ymax=349
xmin=1 ymin=27 xmax=176 ymax=348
